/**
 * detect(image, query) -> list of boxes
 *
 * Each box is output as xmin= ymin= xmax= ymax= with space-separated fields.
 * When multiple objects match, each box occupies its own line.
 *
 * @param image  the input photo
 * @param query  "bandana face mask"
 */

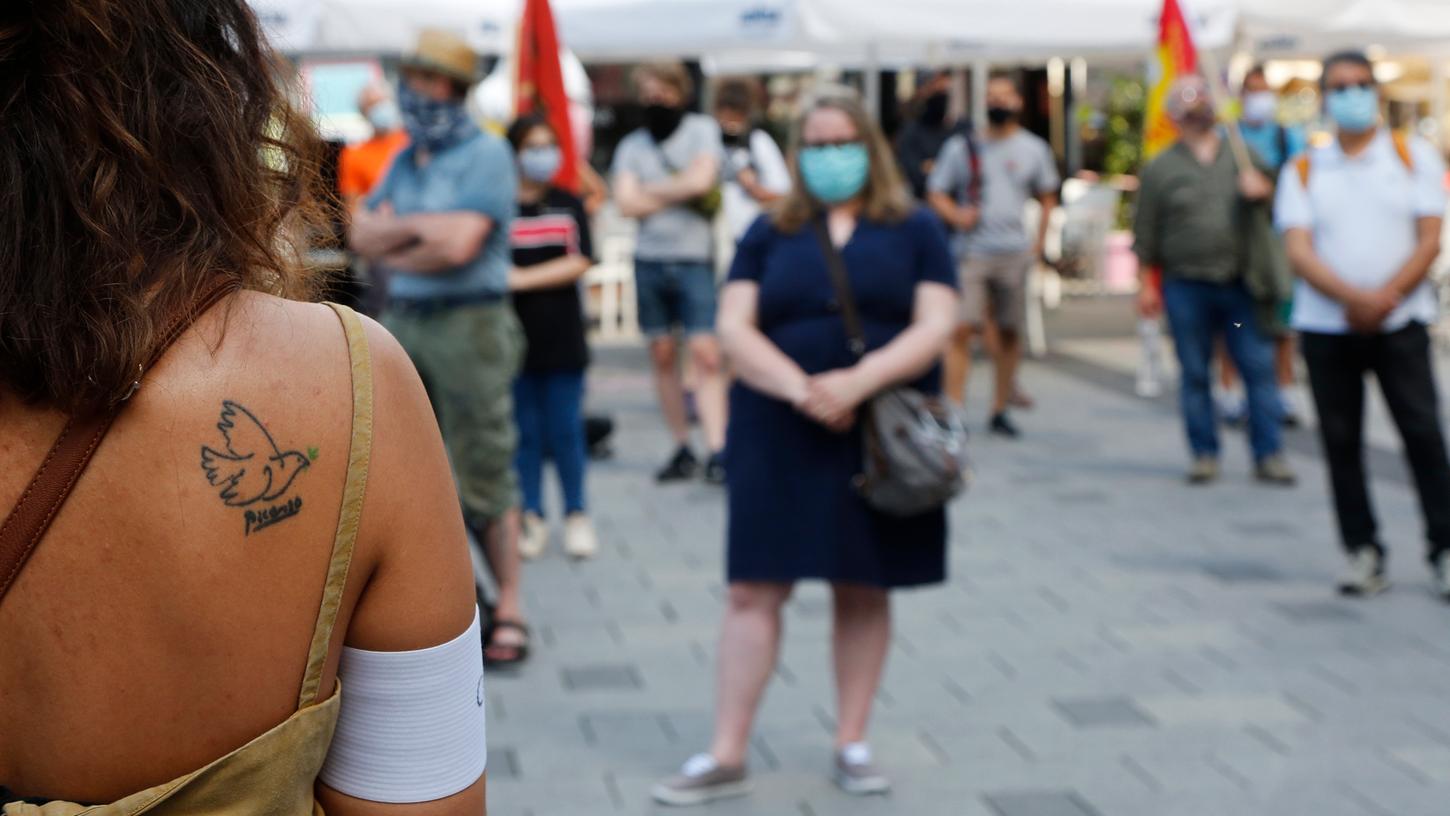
xmin=398 ymin=81 xmax=476 ymax=153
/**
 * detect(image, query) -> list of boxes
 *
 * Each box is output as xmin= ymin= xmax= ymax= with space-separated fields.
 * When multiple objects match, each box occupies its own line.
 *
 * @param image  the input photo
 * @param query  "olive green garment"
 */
xmin=3 ymin=303 xmax=374 ymax=815
xmin=1134 ymin=139 xmax=1259 ymax=284
xmin=383 ymin=300 xmax=524 ymax=525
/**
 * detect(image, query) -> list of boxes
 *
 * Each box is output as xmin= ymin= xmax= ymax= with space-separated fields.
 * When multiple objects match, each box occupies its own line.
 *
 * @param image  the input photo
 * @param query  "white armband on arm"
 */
xmin=320 ymin=606 xmax=487 ymax=802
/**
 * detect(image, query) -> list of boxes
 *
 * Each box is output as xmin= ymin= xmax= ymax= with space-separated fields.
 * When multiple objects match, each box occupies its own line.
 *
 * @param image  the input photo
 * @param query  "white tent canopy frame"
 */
xmin=255 ymin=0 xmax=1450 ymax=61
xmin=254 ymin=0 xmax=1450 ymax=119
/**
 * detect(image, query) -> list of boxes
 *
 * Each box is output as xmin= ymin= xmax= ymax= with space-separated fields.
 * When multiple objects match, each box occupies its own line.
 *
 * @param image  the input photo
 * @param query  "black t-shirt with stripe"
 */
xmin=510 ymin=188 xmax=594 ymax=372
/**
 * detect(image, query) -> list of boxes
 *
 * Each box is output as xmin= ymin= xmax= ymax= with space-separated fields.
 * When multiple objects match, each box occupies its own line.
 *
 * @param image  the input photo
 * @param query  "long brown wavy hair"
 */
xmin=772 ymin=86 xmax=912 ymax=233
xmin=0 ymin=0 xmax=327 ymax=413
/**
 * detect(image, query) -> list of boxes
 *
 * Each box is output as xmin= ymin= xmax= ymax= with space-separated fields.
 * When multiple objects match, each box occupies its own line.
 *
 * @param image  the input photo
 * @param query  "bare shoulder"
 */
xmin=172 ymin=290 xmax=475 ymax=647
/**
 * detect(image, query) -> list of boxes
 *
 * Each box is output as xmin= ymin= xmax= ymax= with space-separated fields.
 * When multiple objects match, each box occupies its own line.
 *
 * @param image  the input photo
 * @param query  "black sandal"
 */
xmin=484 ymin=619 xmax=531 ymax=668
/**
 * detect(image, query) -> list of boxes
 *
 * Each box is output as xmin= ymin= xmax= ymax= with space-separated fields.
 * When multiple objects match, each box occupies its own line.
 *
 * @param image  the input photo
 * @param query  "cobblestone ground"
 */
xmin=486 ymin=330 xmax=1450 ymax=816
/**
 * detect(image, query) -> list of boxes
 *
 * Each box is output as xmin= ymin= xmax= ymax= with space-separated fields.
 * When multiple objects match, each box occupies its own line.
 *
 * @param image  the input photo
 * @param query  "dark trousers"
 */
xmin=1301 ymin=322 xmax=1450 ymax=561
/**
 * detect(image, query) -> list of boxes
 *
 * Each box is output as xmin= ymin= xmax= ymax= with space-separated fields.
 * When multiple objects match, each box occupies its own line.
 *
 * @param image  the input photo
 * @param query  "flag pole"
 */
xmin=1188 ymin=23 xmax=1256 ymax=174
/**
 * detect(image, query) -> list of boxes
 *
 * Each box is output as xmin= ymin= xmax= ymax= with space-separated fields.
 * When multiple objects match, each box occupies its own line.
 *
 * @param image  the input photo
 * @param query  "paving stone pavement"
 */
xmin=486 ymin=341 xmax=1450 ymax=816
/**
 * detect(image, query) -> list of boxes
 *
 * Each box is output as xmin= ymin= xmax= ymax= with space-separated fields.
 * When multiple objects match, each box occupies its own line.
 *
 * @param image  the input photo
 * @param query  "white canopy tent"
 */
xmin=254 ymin=0 xmax=1450 ymax=63
xmin=1242 ymin=0 xmax=1450 ymax=56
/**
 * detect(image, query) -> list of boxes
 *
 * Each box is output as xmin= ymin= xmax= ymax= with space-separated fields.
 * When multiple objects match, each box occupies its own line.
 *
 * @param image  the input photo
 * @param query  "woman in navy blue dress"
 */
xmin=652 ymin=88 xmax=958 ymax=806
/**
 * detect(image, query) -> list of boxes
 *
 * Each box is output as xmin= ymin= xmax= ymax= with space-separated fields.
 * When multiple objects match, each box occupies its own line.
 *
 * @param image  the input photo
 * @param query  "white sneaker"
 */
xmin=1135 ymin=371 xmax=1164 ymax=399
xmin=1338 ymin=547 xmax=1389 ymax=597
xmin=519 ymin=512 xmax=548 ymax=560
xmin=1432 ymin=551 xmax=1450 ymax=602
xmin=651 ymin=753 xmax=751 ymax=806
xmin=564 ymin=514 xmax=598 ymax=559
xmin=833 ymin=742 xmax=891 ymax=796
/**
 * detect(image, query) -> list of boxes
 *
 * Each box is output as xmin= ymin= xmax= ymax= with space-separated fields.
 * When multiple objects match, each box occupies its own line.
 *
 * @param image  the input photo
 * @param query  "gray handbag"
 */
xmin=810 ymin=218 xmax=970 ymax=517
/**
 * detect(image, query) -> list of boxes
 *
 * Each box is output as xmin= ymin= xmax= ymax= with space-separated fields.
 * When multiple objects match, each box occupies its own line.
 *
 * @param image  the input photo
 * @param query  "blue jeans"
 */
xmin=513 ymin=370 xmax=587 ymax=516
xmin=1163 ymin=278 xmax=1282 ymax=461
xmin=634 ymin=259 xmax=718 ymax=336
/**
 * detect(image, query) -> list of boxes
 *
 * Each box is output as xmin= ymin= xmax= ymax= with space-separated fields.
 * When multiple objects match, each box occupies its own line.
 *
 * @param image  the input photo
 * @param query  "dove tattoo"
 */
xmin=200 ymin=401 xmax=312 ymax=508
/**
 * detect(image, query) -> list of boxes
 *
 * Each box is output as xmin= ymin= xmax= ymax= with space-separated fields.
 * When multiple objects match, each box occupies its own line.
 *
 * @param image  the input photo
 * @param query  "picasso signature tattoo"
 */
xmin=199 ymin=400 xmax=317 ymax=535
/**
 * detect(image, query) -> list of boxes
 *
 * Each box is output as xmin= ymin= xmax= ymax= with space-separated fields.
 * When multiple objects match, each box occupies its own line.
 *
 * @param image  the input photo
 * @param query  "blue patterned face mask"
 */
xmin=799 ymin=142 xmax=870 ymax=205
xmin=397 ymin=81 xmax=476 ymax=153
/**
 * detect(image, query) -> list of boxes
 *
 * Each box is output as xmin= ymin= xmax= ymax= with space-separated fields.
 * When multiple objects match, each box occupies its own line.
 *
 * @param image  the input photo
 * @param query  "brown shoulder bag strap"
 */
xmin=0 ymin=278 xmax=240 ymax=604
xmin=809 ymin=215 xmax=868 ymax=359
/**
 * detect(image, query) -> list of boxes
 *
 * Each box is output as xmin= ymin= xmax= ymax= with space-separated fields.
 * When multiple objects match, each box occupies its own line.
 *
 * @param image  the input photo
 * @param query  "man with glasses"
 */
xmin=1275 ymin=50 xmax=1450 ymax=600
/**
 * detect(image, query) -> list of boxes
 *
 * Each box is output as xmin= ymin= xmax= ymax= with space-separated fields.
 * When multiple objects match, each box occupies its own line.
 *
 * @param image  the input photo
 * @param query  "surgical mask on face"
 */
xmin=1326 ymin=86 xmax=1379 ymax=133
xmin=518 ymin=145 xmax=562 ymax=183
xmin=1241 ymin=91 xmax=1277 ymax=125
xmin=799 ymin=142 xmax=870 ymax=205
xmin=366 ymin=100 xmax=402 ymax=133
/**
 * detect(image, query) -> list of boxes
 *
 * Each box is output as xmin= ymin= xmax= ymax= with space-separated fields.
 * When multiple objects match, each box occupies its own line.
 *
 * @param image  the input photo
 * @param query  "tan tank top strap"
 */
xmin=298 ymin=302 xmax=375 ymax=709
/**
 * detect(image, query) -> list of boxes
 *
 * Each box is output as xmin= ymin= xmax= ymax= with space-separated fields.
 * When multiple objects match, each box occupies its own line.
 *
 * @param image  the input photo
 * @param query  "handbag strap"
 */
xmin=810 ymin=215 xmax=867 ymax=358
xmin=0 ymin=277 xmax=240 ymax=605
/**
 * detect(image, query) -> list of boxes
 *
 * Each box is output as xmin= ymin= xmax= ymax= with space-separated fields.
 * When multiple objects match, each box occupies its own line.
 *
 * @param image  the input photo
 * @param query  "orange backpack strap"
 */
xmin=1295 ymin=154 xmax=1311 ymax=188
xmin=1392 ymin=130 xmax=1415 ymax=172
xmin=1295 ymin=131 xmax=1414 ymax=189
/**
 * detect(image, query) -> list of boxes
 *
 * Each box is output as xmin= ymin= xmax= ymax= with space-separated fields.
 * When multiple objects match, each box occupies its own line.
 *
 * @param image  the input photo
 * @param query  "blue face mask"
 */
xmin=397 ymin=81 xmax=477 ymax=153
xmin=366 ymin=100 xmax=402 ymax=133
xmin=1326 ymin=86 xmax=1379 ymax=133
xmin=799 ymin=142 xmax=870 ymax=205
xmin=518 ymin=145 xmax=562 ymax=183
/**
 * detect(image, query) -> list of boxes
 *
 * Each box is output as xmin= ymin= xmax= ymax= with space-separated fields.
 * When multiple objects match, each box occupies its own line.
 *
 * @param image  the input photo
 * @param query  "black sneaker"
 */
xmin=656 ymin=446 xmax=699 ymax=483
xmin=989 ymin=412 xmax=1020 ymax=439
xmin=703 ymin=453 xmax=727 ymax=486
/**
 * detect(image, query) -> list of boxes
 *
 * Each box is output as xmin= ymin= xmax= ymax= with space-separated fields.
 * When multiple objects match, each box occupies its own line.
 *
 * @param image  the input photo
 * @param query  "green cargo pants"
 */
xmin=383 ymin=299 xmax=525 ymax=525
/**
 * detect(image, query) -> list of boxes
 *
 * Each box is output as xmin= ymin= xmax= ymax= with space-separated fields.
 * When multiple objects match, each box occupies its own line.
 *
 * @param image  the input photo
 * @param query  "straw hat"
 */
xmin=400 ymin=29 xmax=479 ymax=84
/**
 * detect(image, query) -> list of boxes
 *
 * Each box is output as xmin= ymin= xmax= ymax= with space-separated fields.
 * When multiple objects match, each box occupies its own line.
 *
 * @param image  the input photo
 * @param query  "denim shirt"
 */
xmin=368 ymin=130 xmax=517 ymax=301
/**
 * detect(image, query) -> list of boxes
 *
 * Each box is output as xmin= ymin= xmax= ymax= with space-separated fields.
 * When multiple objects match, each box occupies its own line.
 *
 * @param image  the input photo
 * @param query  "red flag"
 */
xmin=1144 ymin=0 xmax=1199 ymax=159
xmin=514 ymin=0 xmax=579 ymax=191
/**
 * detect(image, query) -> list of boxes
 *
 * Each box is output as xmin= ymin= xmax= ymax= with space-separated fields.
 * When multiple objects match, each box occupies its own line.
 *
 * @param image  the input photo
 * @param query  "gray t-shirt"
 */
xmin=927 ymin=129 xmax=1059 ymax=259
xmin=611 ymin=113 xmax=723 ymax=262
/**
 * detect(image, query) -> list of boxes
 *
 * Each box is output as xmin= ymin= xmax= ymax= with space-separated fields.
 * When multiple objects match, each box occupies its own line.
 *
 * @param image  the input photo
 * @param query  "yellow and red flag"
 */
xmin=1143 ymin=0 xmax=1198 ymax=159
xmin=514 ymin=0 xmax=578 ymax=190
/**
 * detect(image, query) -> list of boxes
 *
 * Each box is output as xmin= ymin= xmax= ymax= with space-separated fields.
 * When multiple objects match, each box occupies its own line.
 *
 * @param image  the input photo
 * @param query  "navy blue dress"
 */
xmin=725 ymin=208 xmax=957 ymax=589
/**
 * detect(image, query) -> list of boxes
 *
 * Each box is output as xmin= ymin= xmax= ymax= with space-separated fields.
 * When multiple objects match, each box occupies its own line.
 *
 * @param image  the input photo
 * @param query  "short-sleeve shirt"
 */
xmin=726 ymin=208 xmax=956 ymax=378
xmin=1238 ymin=121 xmax=1307 ymax=173
xmin=367 ymin=129 xmax=517 ymax=301
xmin=927 ymin=129 xmax=1059 ymax=259
xmin=721 ymin=129 xmax=792 ymax=241
xmin=338 ymin=130 xmax=409 ymax=200
xmin=1274 ymin=130 xmax=1446 ymax=334
xmin=611 ymin=113 xmax=722 ymax=262
xmin=510 ymin=188 xmax=594 ymax=372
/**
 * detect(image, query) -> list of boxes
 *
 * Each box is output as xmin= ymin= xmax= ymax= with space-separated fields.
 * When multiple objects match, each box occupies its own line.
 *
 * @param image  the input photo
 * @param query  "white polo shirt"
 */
xmin=1274 ymin=129 xmax=1446 ymax=334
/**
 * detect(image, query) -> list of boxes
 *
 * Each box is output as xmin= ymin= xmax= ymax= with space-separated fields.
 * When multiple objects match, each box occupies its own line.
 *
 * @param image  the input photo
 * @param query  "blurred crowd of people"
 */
xmin=7 ymin=0 xmax=1450 ymax=809
xmin=339 ymin=28 xmax=1450 ymax=807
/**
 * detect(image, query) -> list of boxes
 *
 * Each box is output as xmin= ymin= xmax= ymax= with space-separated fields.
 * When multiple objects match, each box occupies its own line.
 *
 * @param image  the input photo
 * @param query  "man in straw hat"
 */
xmin=349 ymin=28 xmax=531 ymax=666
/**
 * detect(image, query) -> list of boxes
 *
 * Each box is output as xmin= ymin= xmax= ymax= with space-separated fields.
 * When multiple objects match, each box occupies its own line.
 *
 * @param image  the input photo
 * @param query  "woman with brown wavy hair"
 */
xmin=0 ymin=2 xmax=486 ymax=812
xmin=652 ymin=87 xmax=958 ymax=806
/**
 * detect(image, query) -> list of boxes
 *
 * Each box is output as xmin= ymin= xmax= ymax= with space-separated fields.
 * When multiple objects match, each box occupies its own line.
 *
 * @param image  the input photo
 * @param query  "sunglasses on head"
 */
xmin=1327 ymin=81 xmax=1375 ymax=92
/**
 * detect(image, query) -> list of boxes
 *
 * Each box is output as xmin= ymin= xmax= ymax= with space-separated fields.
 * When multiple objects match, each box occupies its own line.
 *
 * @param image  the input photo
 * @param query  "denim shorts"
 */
xmin=634 ymin=259 xmax=718 ymax=337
